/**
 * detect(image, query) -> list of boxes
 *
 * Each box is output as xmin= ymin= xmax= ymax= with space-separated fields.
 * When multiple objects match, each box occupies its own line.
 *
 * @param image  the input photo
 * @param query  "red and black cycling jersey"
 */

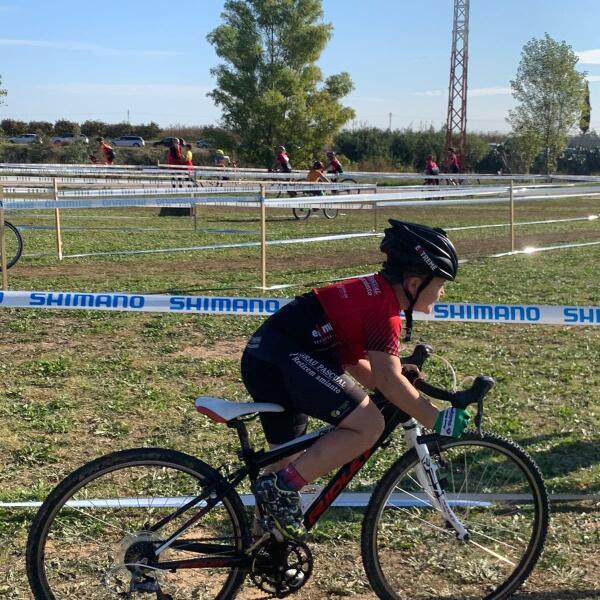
xmin=313 ymin=273 xmax=401 ymax=365
xmin=328 ymin=158 xmax=343 ymax=173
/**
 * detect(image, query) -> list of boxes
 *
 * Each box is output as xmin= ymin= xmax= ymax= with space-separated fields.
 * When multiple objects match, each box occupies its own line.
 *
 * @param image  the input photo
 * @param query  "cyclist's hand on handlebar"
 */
xmin=433 ymin=407 xmax=470 ymax=438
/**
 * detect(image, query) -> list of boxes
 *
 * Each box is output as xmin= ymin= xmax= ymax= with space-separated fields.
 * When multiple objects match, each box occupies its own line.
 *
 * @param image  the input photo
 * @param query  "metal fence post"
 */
xmin=0 ymin=185 xmax=8 ymax=290
xmin=509 ymin=179 xmax=515 ymax=253
xmin=53 ymin=178 xmax=63 ymax=260
xmin=260 ymin=183 xmax=267 ymax=289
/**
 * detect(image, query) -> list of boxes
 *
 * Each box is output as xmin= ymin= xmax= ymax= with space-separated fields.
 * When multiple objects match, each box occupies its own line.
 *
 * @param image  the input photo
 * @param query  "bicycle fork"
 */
xmin=402 ymin=420 xmax=470 ymax=541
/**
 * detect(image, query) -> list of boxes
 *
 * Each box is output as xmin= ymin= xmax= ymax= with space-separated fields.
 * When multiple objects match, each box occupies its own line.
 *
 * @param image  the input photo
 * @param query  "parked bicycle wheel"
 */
xmin=27 ymin=448 xmax=248 ymax=600
xmin=322 ymin=208 xmax=339 ymax=219
xmin=292 ymin=207 xmax=312 ymax=220
xmin=1 ymin=221 xmax=24 ymax=269
xmin=362 ymin=432 xmax=549 ymax=600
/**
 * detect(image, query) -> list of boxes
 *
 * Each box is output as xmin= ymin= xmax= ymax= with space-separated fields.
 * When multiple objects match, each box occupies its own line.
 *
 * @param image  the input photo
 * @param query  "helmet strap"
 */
xmin=402 ymin=274 xmax=434 ymax=342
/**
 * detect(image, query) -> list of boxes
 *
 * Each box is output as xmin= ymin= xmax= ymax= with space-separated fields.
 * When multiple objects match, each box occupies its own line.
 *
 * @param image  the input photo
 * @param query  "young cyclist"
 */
xmin=326 ymin=150 xmax=343 ymax=174
xmin=213 ymin=148 xmax=230 ymax=168
xmin=243 ymin=220 xmax=469 ymax=540
xmin=274 ymin=145 xmax=292 ymax=173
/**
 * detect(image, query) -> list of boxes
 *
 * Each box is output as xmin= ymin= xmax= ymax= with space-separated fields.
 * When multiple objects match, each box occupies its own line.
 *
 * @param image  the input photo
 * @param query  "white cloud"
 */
xmin=36 ymin=83 xmax=211 ymax=97
xmin=469 ymin=86 xmax=511 ymax=97
xmin=0 ymin=38 xmax=182 ymax=57
xmin=414 ymin=90 xmax=443 ymax=97
xmin=577 ymin=49 xmax=600 ymax=64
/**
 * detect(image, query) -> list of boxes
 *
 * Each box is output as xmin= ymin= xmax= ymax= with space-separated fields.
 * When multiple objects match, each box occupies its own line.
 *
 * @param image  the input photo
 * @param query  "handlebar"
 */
xmin=400 ymin=344 xmax=496 ymax=434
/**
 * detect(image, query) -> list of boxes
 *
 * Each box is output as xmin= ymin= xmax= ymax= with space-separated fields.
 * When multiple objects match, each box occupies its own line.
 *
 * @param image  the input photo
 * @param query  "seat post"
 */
xmin=228 ymin=420 xmax=254 ymax=460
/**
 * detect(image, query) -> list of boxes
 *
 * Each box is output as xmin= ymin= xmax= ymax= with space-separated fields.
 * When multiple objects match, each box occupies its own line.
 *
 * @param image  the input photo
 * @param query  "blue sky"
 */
xmin=1 ymin=0 xmax=600 ymax=133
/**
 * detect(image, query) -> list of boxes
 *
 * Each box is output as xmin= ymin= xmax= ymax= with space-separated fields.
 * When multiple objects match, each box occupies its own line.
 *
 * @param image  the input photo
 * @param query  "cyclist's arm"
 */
xmin=368 ymin=350 xmax=438 ymax=427
xmin=345 ymin=359 xmax=376 ymax=389
xmin=319 ymin=173 xmax=331 ymax=183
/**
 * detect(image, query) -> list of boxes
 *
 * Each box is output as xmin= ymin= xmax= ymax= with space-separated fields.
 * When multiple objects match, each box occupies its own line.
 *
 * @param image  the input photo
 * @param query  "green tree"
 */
xmin=207 ymin=0 xmax=355 ymax=167
xmin=508 ymin=33 xmax=586 ymax=174
xmin=53 ymin=119 xmax=80 ymax=136
xmin=28 ymin=121 xmax=54 ymax=137
xmin=0 ymin=75 xmax=6 ymax=107
xmin=1 ymin=119 xmax=28 ymax=136
xmin=580 ymin=80 xmax=591 ymax=135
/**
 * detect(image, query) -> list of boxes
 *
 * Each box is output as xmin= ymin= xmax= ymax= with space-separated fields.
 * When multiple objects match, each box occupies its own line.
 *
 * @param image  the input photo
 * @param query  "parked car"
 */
xmin=8 ymin=133 xmax=43 ymax=144
xmin=152 ymin=137 xmax=182 ymax=148
xmin=196 ymin=138 xmax=212 ymax=149
xmin=111 ymin=135 xmax=145 ymax=147
xmin=51 ymin=133 xmax=89 ymax=145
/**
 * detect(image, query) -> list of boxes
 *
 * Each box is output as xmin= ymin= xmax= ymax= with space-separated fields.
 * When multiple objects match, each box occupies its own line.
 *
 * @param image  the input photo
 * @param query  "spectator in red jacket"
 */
xmin=447 ymin=147 xmax=461 ymax=174
xmin=167 ymin=139 xmax=183 ymax=166
xmin=424 ymin=154 xmax=440 ymax=185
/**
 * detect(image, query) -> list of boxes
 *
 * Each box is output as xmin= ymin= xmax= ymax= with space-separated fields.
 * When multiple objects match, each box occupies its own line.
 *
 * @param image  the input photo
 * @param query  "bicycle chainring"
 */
xmin=249 ymin=538 xmax=313 ymax=598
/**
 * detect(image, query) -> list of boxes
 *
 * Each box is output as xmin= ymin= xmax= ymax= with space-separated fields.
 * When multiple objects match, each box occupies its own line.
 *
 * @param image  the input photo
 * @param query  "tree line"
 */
xmin=0 ymin=3 xmax=594 ymax=174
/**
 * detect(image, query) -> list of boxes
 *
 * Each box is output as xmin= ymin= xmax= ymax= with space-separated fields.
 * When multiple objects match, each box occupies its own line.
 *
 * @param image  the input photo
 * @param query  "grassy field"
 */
xmin=1 ymin=197 xmax=599 ymax=598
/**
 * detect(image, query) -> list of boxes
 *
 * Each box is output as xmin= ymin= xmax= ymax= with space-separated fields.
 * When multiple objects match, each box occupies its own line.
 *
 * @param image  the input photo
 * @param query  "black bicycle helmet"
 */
xmin=380 ymin=220 xmax=458 ymax=340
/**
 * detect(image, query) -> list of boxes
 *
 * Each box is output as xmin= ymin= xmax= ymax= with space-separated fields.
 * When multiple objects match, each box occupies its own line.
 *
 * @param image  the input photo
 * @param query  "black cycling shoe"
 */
xmin=252 ymin=474 xmax=306 ymax=540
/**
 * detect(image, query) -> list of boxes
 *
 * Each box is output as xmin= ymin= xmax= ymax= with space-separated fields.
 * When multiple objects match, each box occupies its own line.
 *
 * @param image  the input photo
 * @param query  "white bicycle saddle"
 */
xmin=195 ymin=396 xmax=285 ymax=424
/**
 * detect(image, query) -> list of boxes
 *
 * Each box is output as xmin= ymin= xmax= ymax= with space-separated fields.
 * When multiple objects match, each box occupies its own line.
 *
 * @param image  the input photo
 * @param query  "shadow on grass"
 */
xmin=513 ymin=591 xmax=600 ymax=600
xmin=528 ymin=439 xmax=600 ymax=483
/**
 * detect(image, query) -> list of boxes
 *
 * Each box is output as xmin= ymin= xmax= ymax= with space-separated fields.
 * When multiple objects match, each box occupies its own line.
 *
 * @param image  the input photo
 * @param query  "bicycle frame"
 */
xmin=149 ymin=396 xmax=469 ymax=569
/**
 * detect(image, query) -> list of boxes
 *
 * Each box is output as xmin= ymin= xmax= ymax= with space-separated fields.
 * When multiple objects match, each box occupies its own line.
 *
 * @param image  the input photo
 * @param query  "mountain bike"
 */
xmin=291 ymin=175 xmax=359 ymax=220
xmin=0 ymin=220 xmax=24 ymax=270
xmin=26 ymin=344 xmax=549 ymax=600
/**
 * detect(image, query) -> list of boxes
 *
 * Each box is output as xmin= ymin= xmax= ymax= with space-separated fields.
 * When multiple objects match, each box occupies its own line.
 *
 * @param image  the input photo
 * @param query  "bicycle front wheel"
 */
xmin=322 ymin=208 xmax=339 ymax=219
xmin=1 ymin=221 xmax=24 ymax=269
xmin=27 ymin=448 xmax=248 ymax=600
xmin=292 ymin=207 xmax=311 ymax=220
xmin=362 ymin=432 xmax=549 ymax=600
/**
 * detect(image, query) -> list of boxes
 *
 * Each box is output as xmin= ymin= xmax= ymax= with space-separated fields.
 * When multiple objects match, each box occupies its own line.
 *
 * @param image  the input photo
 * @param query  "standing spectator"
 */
xmin=274 ymin=145 xmax=292 ymax=173
xmin=424 ymin=154 xmax=440 ymax=185
xmin=167 ymin=139 xmax=183 ymax=166
xmin=326 ymin=150 xmax=344 ymax=174
xmin=447 ymin=147 xmax=461 ymax=174
xmin=184 ymin=143 xmax=193 ymax=168
xmin=96 ymin=137 xmax=115 ymax=166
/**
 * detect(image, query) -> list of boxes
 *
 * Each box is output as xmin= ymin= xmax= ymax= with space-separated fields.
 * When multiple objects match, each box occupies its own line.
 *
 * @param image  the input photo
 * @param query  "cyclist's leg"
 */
xmin=274 ymin=350 xmax=384 ymax=482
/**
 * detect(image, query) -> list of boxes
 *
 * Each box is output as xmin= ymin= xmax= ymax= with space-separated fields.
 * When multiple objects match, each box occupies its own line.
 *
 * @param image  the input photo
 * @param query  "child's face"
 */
xmin=413 ymin=277 xmax=446 ymax=314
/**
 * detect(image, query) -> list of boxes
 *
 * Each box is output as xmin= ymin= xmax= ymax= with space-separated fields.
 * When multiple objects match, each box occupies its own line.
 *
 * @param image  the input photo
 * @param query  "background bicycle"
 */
xmin=291 ymin=174 xmax=360 ymax=220
xmin=26 ymin=345 xmax=549 ymax=600
xmin=0 ymin=219 xmax=24 ymax=269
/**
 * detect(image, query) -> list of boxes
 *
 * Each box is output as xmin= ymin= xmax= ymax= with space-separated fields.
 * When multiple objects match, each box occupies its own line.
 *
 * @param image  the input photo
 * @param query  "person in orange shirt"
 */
xmin=306 ymin=161 xmax=329 ymax=195
xmin=96 ymin=137 xmax=115 ymax=165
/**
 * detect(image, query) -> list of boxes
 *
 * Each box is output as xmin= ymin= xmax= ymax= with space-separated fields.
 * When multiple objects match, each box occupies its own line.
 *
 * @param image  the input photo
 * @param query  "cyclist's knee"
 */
xmin=339 ymin=399 xmax=384 ymax=449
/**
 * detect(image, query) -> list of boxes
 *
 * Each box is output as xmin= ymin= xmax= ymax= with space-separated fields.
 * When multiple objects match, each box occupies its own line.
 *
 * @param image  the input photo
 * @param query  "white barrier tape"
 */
xmin=1 ymin=492 xmax=597 ymax=510
xmin=63 ymin=232 xmax=378 ymax=258
xmin=1 ymin=291 xmax=599 ymax=325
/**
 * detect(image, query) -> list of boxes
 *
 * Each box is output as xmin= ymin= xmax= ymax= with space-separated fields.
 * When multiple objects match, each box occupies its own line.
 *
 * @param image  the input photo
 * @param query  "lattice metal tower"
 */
xmin=445 ymin=0 xmax=470 ymax=165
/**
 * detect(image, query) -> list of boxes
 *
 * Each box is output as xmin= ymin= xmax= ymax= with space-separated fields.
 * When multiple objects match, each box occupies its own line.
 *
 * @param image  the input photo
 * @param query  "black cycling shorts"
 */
xmin=241 ymin=297 xmax=367 ymax=444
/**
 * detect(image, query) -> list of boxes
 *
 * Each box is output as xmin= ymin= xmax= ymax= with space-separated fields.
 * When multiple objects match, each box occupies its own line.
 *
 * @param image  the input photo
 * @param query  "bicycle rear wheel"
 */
xmin=362 ymin=432 xmax=548 ymax=600
xmin=1 ymin=221 xmax=24 ymax=269
xmin=27 ymin=448 xmax=248 ymax=600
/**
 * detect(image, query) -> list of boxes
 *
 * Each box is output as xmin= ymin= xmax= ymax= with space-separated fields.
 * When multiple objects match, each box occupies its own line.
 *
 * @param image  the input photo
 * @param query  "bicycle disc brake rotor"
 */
xmin=249 ymin=538 xmax=313 ymax=598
